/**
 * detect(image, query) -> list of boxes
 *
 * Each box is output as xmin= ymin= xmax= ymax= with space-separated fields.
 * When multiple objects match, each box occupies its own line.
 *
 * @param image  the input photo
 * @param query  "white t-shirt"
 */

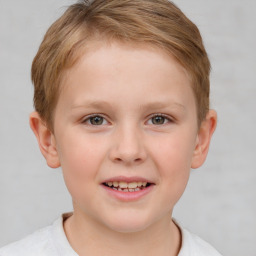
xmin=0 ymin=214 xmax=222 ymax=256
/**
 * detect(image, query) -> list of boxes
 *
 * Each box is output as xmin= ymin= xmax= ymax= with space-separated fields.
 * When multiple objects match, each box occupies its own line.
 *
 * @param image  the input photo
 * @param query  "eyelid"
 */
xmin=146 ymin=113 xmax=174 ymax=124
xmin=81 ymin=113 xmax=110 ymax=125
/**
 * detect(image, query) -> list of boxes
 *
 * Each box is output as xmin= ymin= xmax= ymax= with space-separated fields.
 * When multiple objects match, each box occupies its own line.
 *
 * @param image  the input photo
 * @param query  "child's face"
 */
xmin=49 ymin=42 xmax=204 ymax=232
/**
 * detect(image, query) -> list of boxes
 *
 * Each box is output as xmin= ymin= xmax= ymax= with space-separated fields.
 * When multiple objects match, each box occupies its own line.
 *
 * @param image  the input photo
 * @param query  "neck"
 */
xmin=64 ymin=211 xmax=181 ymax=256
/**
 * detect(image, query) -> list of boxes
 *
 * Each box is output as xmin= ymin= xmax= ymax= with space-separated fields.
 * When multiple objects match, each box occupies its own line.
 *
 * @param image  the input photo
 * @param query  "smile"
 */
xmin=103 ymin=181 xmax=151 ymax=192
xmin=101 ymin=176 xmax=155 ymax=201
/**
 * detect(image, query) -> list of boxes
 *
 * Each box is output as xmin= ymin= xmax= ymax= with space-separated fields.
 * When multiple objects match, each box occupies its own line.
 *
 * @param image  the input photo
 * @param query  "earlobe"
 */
xmin=29 ymin=112 xmax=60 ymax=168
xmin=191 ymin=110 xmax=217 ymax=169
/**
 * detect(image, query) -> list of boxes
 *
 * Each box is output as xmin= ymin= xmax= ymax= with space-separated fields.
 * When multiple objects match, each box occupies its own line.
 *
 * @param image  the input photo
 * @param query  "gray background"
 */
xmin=0 ymin=0 xmax=255 ymax=255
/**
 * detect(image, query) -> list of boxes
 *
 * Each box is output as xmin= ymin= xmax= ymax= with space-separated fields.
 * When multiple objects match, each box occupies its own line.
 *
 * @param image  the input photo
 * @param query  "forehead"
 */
xmin=62 ymin=40 xmax=191 ymax=89
xmin=58 ymin=41 xmax=195 ymax=112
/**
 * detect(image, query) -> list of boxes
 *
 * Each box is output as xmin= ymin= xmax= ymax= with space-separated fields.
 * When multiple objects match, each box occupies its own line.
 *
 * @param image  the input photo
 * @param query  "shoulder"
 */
xmin=0 ymin=214 xmax=76 ymax=256
xmin=0 ymin=225 xmax=54 ymax=256
xmin=177 ymin=223 xmax=222 ymax=256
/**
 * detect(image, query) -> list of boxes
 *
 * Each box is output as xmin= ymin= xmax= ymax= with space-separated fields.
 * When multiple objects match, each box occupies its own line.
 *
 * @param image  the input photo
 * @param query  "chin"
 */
xmin=103 ymin=212 xmax=153 ymax=233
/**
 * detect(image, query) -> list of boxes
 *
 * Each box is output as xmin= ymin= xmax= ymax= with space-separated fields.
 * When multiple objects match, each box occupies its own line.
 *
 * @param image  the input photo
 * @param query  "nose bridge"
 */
xmin=109 ymin=121 xmax=146 ymax=164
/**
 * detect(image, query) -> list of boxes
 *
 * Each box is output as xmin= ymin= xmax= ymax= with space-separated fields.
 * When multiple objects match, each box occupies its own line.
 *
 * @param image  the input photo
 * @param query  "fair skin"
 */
xmin=30 ymin=42 xmax=217 ymax=256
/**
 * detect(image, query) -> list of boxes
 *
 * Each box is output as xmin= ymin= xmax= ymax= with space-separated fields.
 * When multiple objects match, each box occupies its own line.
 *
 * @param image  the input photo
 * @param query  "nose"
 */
xmin=108 ymin=125 xmax=147 ymax=165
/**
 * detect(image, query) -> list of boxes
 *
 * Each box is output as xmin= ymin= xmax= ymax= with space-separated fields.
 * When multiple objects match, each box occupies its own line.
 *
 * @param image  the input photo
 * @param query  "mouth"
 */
xmin=102 ymin=181 xmax=152 ymax=192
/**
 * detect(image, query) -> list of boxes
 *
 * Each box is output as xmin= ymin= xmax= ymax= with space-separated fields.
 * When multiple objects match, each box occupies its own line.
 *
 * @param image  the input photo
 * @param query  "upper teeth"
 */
xmin=106 ymin=181 xmax=147 ymax=188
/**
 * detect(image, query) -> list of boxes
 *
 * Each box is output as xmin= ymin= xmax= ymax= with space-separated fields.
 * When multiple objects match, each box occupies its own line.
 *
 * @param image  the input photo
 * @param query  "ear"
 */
xmin=191 ymin=110 xmax=217 ymax=169
xmin=29 ymin=112 xmax=60 ymax=168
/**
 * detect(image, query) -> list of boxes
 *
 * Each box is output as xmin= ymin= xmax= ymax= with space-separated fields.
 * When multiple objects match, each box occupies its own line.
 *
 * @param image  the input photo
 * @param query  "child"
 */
xmin=0 ymin=0 xmax=221 ymax=255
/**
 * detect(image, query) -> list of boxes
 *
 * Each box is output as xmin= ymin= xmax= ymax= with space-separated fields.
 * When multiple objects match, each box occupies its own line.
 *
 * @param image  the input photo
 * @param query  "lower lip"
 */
xmin=101 ymin=184 xmax=154 ymax=202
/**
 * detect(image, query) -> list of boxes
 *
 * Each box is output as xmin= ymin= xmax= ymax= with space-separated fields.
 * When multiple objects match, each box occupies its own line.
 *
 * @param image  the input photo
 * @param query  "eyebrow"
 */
xmin=71 ymin=100 xmax=186 ymax=112
xmin=138 ymin=101 xmax=186 ymax=112
xmin=71 ymin=100 xmax=113 ymax=110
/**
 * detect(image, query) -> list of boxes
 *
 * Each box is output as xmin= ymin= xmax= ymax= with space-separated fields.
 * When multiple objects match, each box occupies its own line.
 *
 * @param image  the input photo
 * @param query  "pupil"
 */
xmin=90 ymin=116 xmax=103 ymax=125
xmin=152 ymin=116 xmax=164 ymax=125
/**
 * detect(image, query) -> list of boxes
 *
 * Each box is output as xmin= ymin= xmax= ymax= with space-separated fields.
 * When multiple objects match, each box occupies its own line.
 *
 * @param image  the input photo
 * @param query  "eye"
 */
xmin=147 ymin=114 xmax=171 ymax=125
xmin=83 ymin=115 xmax=108 ymax=125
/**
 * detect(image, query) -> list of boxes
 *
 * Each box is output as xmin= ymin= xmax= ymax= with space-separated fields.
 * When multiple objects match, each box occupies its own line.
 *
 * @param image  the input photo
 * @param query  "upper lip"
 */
xmin=102 ymin=176 xmax=154 ymax=184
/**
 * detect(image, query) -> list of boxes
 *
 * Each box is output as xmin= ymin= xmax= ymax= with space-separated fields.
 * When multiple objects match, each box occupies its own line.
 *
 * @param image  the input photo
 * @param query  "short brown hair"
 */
xmin=31 ymin=0 xmax=210 ymax=130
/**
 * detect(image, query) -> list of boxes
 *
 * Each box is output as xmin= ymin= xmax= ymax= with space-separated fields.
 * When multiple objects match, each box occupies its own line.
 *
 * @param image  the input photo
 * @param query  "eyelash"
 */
xmin=81 ymin=113 xmax=173 ymax=126
xmin=81 ymin=114 xmax=109 ymax=126
xmin=147 ymin=114 xmax=173 ymax=125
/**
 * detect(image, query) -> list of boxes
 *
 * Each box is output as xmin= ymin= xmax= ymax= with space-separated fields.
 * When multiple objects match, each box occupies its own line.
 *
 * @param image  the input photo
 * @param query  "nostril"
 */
xmin=114 ymin=157 xmax=142 ymax=163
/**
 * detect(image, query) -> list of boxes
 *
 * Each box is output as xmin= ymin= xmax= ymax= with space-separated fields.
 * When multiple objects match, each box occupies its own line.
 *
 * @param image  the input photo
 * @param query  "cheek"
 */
xmin=58 ymin=131 xmax=105 ymax=169
xmin=152 ymin=131 xmax=196 ymax=172
xmin=150 ymin=132 xmax=196 ymax=200
xmin=160 ymin=146 xmax=191 ymax=194
xmin=56 ymin=133 xmax=107 ymax=198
